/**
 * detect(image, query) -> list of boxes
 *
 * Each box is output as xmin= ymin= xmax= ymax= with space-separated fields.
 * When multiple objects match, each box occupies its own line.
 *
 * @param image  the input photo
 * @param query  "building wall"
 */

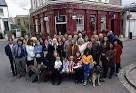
xmin=0 ymin=6 xmax=10 ymax=33
xmin=123 ymin=12 xmax=136 ymax=38
xmin=30 ymin=1 xmax=121 ymax=37
xmin=31 ymin=0 xmax=122 ymax=10
xmin=15 ymin=16 xmax=29 ymax=26
xmin=109 ymin=0 xmax=121 ymax=5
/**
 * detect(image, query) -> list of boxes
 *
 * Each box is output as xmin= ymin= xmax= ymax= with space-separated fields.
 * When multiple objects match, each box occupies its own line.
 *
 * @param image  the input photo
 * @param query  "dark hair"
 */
xmin=8 ymin=38 xmax=13 ymax=41
xmin=17 ymin=39 xmax=23 ymax=45
xmin=108 ymin=43 xmax=114 ymax=50
xmin=84 ymin=48 xmax=91 ymax=56
xmin=27 ymin=39 xmax=33 ymax=45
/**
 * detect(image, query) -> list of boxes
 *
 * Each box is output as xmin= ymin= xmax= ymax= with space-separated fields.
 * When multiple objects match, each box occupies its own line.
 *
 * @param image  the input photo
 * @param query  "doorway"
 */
xmin=55 ymin=15 xmax=67 ymax=35
xmin=56 ymin=24 xmax=67 ymax=35
xmin=111 ymin=19 xmax=114 ymax=33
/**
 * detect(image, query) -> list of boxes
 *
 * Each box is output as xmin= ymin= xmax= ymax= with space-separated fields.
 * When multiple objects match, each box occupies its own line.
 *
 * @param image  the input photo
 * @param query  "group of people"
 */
xmin=5 ymin=31 xmax=123 ymax=86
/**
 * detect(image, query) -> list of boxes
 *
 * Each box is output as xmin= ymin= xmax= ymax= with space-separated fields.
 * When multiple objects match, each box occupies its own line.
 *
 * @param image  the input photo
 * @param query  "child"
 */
xmin=53 ymin=56 xmax=62 ymax=85
xmin=82 ymin=49 xmax=94 ymax=86
xmin=73 ymin=52 xmax=83 ymax=83
xmin=68 ymin=56 xmax=75 ymax=73
xmin=62 ymin=58 xmax=69 ymax=73
xmin=54 ymin=56 xmax=62 ymax=70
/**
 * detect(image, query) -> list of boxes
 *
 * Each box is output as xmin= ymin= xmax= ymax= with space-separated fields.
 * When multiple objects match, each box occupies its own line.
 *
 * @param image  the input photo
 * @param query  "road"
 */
xmin=0 ymin=40 xmax=136 ymax=93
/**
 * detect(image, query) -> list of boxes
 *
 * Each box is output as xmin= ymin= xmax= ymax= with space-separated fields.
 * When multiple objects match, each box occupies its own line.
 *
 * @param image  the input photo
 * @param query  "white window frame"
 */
xmin=55 ymin=15 xmax=67 ymax=34
xmin=101 ymin=16 xmax=106 ymax=32
xmin=55 ymin=15 xmax=67 ymax=24
xmin=76 ymin=15 xmax=84 ymax=32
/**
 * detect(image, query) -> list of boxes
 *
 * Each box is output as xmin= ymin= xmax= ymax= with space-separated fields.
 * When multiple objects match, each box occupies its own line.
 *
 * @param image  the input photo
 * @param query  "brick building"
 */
xmin=30 ymin=0 xmax=122 ymax=37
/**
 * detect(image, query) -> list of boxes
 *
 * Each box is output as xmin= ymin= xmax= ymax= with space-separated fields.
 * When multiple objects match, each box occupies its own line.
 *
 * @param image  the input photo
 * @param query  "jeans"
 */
xmin=83 ymin=64 xmax=92 ymax=81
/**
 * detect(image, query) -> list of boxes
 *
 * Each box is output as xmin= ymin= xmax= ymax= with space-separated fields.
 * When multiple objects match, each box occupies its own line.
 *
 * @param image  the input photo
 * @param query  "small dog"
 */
xmin=91 ymin=64 xmax=102 ymax=87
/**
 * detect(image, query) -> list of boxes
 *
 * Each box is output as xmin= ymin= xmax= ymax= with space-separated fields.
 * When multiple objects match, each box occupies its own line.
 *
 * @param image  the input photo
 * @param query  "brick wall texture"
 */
xmin=109 ymin=0 xmax=121 ymax=5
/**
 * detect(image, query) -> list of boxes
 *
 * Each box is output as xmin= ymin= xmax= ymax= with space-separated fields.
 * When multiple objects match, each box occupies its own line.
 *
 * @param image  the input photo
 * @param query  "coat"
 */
xmin=114 ymin=45 xmax=122 ymax=64
xmin=106 ymin=49 xmax=115 ymax=67
xmin=5 ymin=44 xmax=14 ymax=58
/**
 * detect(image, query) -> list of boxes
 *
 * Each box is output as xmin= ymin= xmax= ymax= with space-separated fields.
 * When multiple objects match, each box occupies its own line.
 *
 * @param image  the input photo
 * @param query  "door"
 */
xmin=55 ymin=15 xmax=67 ymax=35
xmin=56 ymin=24 xmax=67 ymax=35
xmin=111 ymin=19 xmax=114 ymax=33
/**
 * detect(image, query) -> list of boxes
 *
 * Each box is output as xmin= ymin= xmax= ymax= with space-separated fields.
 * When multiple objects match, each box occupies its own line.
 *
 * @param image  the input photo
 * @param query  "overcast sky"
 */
xmin=5 ymin=0 xmax=31 ymax=17
xmin=5 ymin=0 xmax=136 ymax=17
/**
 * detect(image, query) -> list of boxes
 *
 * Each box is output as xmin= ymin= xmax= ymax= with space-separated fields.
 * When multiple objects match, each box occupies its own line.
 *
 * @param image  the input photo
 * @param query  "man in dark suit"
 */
xmin=5 ymin=38 xmax=16 ymax=76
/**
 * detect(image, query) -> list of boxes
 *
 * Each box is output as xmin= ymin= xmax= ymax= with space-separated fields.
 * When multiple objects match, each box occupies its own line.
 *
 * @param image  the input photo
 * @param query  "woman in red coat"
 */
xmin=114 ymin=40 xmax=122 ymax=74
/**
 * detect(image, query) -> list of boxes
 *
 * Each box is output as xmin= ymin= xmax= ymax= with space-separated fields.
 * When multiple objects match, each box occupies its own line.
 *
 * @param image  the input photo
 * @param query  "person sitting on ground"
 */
xmin=52 ymin=52 xmax=62 ymax=85
xmin=73 ymin=51 xmax=83 ymax=83
xmin=62 ymin=58 xmax=69 ymax=73
xmin=82 ymin=49 xmax=94 ymax=86
xmin=68 ymin=56 xmax=75 ymax=73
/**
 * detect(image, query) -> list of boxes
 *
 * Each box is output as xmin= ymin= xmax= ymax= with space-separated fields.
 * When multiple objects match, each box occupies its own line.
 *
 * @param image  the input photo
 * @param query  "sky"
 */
xmin=5 ymin=0 xmax=31 ymax=17
xmin=5 ymin=0 xmax=136 ymax=17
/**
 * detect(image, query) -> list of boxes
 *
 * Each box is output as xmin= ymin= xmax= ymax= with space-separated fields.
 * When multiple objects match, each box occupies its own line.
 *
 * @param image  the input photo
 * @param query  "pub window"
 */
xmin=56 ymin=16 xmax=66 ymax=23
xmin=90 ymin=15 xmax=96 ymax=32
xmin=101 ymin=16 xmax=106 ymax=32
xmin=76 ymin=15 xmax=84 ymax=32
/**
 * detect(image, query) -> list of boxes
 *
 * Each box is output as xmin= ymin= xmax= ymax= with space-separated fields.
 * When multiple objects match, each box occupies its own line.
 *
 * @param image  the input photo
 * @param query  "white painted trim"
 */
xmin=55 ymin=15 xmax=67 ymax=34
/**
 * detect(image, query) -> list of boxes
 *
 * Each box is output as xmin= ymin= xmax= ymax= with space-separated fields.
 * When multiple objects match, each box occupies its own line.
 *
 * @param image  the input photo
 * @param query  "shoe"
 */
xmin=109 ymin=76 xmax=112 ymax=79
xmin=114 ymin=73 xmax=118 ymax=77
xmin=32 ymin=76 xmax=38 ymax=83
xmin=57 ymin=82 xmax=61 ymax=85
xmin=83 ymin=81 xmax=87 ymax=86
xmin=75 ymin=80 xmax=78 ymax=84
xmin=100 ymin=79 xmax=105 ymax=82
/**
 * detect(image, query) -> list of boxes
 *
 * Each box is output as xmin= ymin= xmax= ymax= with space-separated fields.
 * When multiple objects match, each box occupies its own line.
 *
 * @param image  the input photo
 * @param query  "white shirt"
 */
xmin=9 ymin=44 xmax=13 ymax=51
xmin=54 ymin=60 xmax=62 ymax=69
xmin=26 ymin=45 xmax=35 ymax=61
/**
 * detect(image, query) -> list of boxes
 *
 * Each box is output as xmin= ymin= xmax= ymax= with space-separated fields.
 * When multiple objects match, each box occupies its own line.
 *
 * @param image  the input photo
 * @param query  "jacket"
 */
xmin=68 ymin=45 xmax=79 ymax=57
xmin=106 ymin=49 xmax=115 ymax=67
xmin=12 ymin=44 xmax=26 ymax=58
xmin=34 ymin=45 xmax=43 ymax=58
xmin=82 ymin=55 xmax=93 ymax=65
xmin=115 ymin=45 xmax=122 ymax=64
xmin=5 ymin=44 xmax=14 ymax=58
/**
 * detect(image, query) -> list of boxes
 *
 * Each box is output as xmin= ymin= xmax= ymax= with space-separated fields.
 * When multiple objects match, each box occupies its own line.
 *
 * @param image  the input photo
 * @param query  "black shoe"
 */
xmin=100 ymin=79 xmax=105 ymax=82
xmin=32 ymin=76 xmax=38 ymax=83
xmin=75 ymin=80 xmax=78 ymax=84
xmin=52 ymin=82 xmax=55 ymax=85
xmin=57 ymin=82 xmax=61 ymax=85
xmin=109 ymin=76 xmax=112 ymax=79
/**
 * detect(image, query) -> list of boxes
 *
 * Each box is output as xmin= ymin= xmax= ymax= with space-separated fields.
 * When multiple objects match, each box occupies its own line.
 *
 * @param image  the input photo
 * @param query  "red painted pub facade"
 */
xmin=30 ymin=2 xmax=122 ymax=37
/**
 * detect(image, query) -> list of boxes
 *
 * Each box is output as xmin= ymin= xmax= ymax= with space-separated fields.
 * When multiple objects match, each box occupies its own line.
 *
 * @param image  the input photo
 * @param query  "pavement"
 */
xmin=0 ymin=39 xmax=136 ymax=93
